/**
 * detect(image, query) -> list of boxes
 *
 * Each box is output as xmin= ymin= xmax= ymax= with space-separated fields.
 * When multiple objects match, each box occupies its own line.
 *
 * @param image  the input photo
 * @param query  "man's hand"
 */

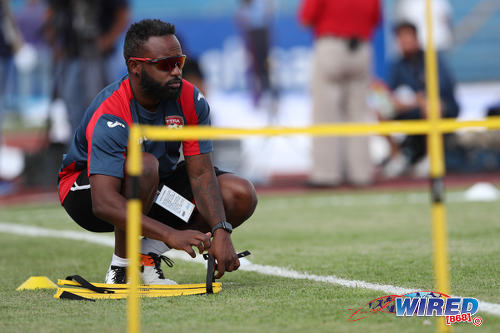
xmin=166 ymin=230 xmax=211 ymax=258
xmin=208 ymin=230 xmax=240 ymax=279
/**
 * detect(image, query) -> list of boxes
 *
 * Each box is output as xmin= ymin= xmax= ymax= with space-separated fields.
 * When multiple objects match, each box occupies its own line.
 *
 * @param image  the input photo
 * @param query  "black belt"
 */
xmin=318 ymin=35 xmax=364 ymax=52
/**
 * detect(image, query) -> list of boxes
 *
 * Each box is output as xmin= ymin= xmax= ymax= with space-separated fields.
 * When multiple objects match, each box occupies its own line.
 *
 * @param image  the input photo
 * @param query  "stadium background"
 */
xmin=2 ymin=0 xmax=500 ymax=186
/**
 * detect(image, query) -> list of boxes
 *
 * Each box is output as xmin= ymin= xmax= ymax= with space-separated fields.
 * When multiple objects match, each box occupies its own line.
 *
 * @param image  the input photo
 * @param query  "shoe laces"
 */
xmin=110 ymin=265 xmax=126 ymax=283
xmin=147 ymin=252 xmax=174 ymax=278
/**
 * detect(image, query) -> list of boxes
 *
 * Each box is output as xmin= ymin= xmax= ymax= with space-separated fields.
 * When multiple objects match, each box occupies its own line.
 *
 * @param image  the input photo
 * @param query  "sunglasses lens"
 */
xmin=156 ymin=56 xmax=186 ymax=72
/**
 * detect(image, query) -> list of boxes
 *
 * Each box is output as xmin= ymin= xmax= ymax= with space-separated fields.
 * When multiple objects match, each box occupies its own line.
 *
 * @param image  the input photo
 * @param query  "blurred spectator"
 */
xmin=44 ymin=0 xmax=129 ymax=141
xmin=0 ymin=0 xmax=24 ymax=193
xmin=16 ymin=0 xmax=50 ymax=99
xmin=235 ymin=0 xmax=276 ymax=107
xmin=395 ymin=0 xmax=453 ymax=52
xmin=299 ymin=0 xmax=381 ymax=187
xmin=0 ymin=0 xmax=23 ymax=141
xmin=175 ymin=35 xmax=207 ymax=97
xmin=383 ymin=21 xmax=459 ymax=178
xmin=182 ymin=58 xmax=206 ymax=97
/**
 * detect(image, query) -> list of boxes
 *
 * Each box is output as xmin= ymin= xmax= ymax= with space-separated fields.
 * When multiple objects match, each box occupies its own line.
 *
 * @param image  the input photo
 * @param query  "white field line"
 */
xmin=1 ymin=222 xmax=499 ymax=317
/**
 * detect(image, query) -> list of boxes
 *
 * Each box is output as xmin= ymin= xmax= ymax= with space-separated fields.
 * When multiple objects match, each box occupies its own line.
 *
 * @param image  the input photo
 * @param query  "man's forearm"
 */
xmin=189 ymin=169 xmax=226 ymax=228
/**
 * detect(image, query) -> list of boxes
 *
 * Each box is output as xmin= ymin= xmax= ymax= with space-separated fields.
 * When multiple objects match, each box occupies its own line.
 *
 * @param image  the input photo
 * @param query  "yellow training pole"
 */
xmin=425 ymin=0 xmax=451 ymax=332
xmin=137 ymin=117 xmax=500 ymax=142
xmin=127 ymin=125 xmax=143 ymax=333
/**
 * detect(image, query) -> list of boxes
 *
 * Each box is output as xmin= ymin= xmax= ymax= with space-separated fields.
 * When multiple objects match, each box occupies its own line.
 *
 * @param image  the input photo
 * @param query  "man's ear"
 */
xmin=128 ymin=59 xmax=141 ymax=76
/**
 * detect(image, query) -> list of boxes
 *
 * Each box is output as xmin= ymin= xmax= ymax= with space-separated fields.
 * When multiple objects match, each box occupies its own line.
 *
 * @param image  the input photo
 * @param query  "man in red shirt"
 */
xmin=299 ymin=0 xmax=381 ymax=187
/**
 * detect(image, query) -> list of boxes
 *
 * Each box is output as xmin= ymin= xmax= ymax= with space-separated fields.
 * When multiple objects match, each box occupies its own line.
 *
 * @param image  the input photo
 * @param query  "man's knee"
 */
xmin=219 ymin=174 xmax=258 ymax=222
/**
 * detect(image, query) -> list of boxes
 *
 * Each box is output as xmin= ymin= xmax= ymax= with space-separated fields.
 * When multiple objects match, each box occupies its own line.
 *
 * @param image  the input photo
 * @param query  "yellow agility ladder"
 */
xmin=54 ymin=275 xmax=221 ymax=301
xmin=53 ymin=251 xmax=250 ymax=301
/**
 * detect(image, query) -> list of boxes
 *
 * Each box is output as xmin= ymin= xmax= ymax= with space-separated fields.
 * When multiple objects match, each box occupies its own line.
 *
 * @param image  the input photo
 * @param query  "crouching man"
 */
xmin=57 ymin=19 xmax=257 ymax=284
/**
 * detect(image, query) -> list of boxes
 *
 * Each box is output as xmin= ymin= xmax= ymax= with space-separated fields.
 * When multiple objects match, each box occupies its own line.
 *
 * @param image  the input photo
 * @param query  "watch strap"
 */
xmin=211 ymin=221 xmax=232 ymax=235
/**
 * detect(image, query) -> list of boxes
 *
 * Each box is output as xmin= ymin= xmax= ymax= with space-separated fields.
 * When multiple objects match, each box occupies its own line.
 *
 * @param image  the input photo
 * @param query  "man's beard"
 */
xmin=139 ymin=68 xmax=182 ymax=102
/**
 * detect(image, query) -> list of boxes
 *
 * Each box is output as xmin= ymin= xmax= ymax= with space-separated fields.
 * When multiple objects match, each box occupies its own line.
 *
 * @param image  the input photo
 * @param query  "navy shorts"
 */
xmin=62 ymin=162 xmax=227 ymax=232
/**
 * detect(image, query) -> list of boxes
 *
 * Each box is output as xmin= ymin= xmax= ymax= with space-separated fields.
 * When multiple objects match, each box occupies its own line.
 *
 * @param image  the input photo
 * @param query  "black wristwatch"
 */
xmin=211 ymin=221 xmax=233 ymax=235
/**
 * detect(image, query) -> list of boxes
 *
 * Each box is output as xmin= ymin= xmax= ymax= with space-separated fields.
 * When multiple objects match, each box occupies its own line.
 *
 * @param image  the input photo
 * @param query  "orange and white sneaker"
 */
xmin=140 ymin=252 xmax=177 ymax=285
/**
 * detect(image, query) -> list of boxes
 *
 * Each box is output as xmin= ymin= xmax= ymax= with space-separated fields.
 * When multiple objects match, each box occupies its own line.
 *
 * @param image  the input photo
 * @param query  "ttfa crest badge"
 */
xmin=165 ymin=115 xmax=184 ymax=128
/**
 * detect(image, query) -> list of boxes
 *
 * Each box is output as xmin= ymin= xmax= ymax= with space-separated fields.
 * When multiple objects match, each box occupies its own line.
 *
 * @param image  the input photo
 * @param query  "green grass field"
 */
xmin=1 ymin=188 xmax=499 ymax=332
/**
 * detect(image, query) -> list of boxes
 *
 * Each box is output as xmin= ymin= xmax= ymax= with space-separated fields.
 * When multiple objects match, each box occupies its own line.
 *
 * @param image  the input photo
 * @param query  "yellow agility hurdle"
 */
xmin=126 ymin=117 xmax=500 ymax=333
xmin=125 ymin=1 xmax=496 ymax=332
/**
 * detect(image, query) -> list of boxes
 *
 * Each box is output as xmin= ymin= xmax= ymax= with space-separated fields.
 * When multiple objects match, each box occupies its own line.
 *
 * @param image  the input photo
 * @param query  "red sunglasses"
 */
xmin=129 ymin=55 xmax=186 ymax=72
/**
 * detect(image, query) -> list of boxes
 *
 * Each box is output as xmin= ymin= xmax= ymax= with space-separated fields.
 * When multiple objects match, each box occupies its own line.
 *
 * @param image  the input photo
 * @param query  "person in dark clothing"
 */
xmin=44 ymin=0 xmax=130 ymax=140
xmin=0 ymin=0 xmax=22 ymax=144
xmin=383 ymin=21 xmax=459 ymax=178
xmin=235 ymin=0 xmax=275 ymax=106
